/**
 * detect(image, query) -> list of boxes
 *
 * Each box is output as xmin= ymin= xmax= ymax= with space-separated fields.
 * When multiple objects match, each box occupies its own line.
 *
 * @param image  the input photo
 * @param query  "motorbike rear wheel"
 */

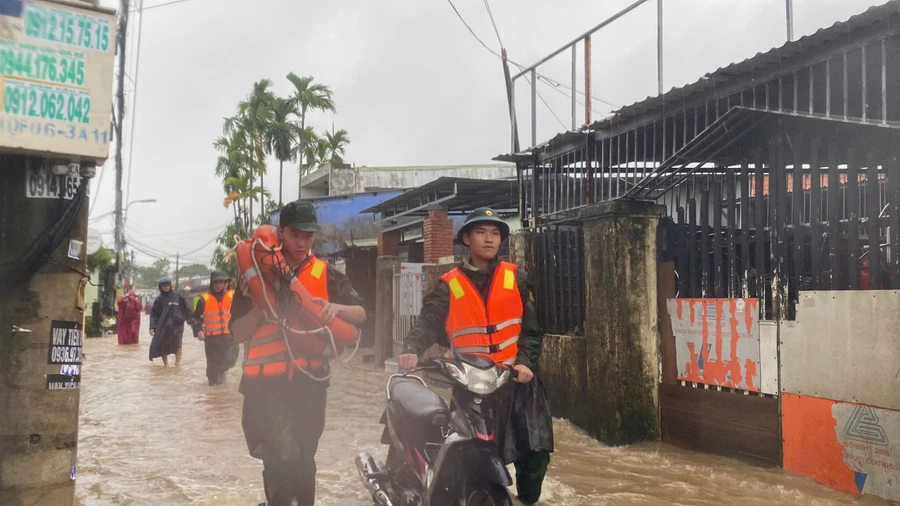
xmin=461 ymin=483 xmax=513 ymax=506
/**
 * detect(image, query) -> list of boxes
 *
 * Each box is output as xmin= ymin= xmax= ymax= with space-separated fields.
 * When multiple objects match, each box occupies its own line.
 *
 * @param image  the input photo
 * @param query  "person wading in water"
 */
xmin=229 ymin=200 xmax=371 ymax=506
xmin=397 ymin=207 xmax=554 ymax=505
xmin=149 ymin=277 xmax=192 ymax=366
xmin=190 ymin=270 xmax=239 ymax=386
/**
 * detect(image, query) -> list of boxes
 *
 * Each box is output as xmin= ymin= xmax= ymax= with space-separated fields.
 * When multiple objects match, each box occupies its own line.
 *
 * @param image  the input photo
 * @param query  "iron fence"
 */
xmin=533 ymin=226 xmax=585 ymax=335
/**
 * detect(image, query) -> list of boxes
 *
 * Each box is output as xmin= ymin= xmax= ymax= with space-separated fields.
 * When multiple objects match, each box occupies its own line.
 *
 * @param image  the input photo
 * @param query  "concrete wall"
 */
xmin=329 ymin=164 xmax=356 ymax=195
xmin=539 ymin=334 xmax=589 ymax=428
xmin=581 ymin=201 xmax=663 ymax=446
xmin=781 ymin=290 xmax=900 ymax=503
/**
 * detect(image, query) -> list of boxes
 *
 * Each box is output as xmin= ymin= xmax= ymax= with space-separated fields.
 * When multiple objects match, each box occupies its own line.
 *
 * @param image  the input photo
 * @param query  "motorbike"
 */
xmin=356 ymin=353 xmax=517 ymax=506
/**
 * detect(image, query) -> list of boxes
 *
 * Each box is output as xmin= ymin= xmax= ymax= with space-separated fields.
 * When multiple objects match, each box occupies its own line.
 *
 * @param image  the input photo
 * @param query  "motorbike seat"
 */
xmin=389 ymin=380 xmax=450 ymax=427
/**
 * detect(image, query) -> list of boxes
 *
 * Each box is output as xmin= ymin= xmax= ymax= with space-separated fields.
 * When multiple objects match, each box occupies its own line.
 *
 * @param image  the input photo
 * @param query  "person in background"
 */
xmin=397 ymin=207 xmax=554 ymax=505
xmin=229 ymin=200 xmax=371 ymax=506
xmin=190 ymin=270 xmax=238 ymax=386
xmin=149 ymin=277 xmax=192 ymax=366
xmin=116 ymin=288 xmax=142 ymax=345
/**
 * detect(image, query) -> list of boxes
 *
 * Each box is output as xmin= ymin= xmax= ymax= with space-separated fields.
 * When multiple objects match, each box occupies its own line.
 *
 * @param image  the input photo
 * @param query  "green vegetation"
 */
xmin=210 ymin=74 xmax=350 ymax=274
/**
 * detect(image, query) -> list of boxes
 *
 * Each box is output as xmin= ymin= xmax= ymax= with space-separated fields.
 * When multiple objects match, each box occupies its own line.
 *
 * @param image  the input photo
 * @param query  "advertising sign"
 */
xmin=783 ymin=393 xmax=900 ymax=503
xmin=0 ymin=0 xmax=116 ymax=159
xmin=666 ymin=298 xmax=762 ymax=392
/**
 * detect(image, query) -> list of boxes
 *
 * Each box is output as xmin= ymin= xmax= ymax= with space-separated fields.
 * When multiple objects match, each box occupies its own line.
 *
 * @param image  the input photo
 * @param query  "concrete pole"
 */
xmin=785 ymin=0 xmax=794 ymax=42
xmin=374 ymin=256 xmax=400 ymax=369
xmin=113 ymin=0 xmax=129 ymax=275
xmin=0 ymin=157 xmax=89 ymax=506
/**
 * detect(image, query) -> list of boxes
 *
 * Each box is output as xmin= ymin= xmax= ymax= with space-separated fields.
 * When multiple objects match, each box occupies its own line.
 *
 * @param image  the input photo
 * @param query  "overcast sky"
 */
xmin=87 ymin=0 xmax=888 ymax=267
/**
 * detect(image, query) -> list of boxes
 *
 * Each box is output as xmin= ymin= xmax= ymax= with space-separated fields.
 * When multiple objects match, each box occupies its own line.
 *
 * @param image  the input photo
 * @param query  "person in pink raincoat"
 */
xmin=117 ymin=289 xmax=142 ymax=345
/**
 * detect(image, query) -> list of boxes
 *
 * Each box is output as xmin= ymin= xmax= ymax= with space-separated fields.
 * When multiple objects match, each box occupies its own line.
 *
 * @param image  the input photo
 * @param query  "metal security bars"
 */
xmin=513 ymin=10 xmax=900 ymax=228
xmin=657 ymin=123 xmax=900 ymax=320
xmin=533 ymin=226 xmax=585 ymax=335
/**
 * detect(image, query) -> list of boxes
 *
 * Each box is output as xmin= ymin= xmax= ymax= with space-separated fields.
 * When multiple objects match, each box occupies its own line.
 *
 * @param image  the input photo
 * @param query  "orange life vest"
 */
xmin=441 ymin=262 xmax=523 ymax=366
xmin=200 ymin=291 xmax=234 ymax=336
xmin=243 ymin=256 xmax=332 ymax=378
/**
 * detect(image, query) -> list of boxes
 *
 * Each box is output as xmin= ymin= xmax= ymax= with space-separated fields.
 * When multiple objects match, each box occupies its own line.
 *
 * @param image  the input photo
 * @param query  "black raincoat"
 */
xmin=148 ymin=290 xmax=191 ymax=360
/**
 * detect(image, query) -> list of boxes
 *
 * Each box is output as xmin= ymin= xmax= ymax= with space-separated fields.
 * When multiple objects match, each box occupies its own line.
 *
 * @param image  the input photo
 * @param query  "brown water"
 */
xmin=76 ymin=323 xmax=885 ymax=506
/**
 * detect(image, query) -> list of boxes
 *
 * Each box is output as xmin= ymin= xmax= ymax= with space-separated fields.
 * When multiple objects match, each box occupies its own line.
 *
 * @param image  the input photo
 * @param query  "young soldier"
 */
xmin=229 ymin=200 xmax=371 ymax=506
xmin=397 ymin=207 xmax=553 ymax=505
xmin=190 ymin=270 xmax=238 ymax=386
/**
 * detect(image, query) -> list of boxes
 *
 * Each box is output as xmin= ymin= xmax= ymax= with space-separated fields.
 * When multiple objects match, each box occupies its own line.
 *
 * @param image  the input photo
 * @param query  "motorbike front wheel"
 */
xmin=460 ymin=483 xmax=513 ymax=506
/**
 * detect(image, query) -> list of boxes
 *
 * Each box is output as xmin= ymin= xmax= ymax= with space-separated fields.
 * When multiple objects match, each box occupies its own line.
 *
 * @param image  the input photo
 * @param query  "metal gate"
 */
xmin=393 ymin=271 xmax=424 ymax=346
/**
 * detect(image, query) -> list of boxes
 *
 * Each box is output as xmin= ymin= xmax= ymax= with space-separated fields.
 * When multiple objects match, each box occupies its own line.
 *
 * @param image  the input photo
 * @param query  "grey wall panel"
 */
xmin=781 ymin=291 xmax=900 ymax=410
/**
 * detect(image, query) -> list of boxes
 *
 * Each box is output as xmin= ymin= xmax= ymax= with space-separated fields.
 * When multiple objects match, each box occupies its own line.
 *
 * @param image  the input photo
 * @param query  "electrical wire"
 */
xmin=524 ymin=74 xmax=567 ymax=131
xmin=124 ymin=0 xmax=145 ymax=207
xmin=446 ymin=0 xmax=619 ymax=112
xmin=446 ymin=0 xmax=501 ymax=58
xmin=482 ymin=0 xmax=503 ymax=48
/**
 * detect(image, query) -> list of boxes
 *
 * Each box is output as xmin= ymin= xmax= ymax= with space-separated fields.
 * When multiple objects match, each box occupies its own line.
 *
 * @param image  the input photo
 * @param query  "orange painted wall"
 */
xmin=782 ymin=393 xmax=859 ymax=494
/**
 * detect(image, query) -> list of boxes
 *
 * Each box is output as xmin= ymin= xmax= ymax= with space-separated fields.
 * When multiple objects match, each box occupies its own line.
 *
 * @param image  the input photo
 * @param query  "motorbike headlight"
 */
xmin=460 ymin=362 xmax=502 ymax=395
xmin=444 ymin=362 xmax=468 ymax=386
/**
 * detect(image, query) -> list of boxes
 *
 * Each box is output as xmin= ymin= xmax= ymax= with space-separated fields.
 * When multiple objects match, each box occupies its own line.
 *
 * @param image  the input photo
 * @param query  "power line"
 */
xmin=446 ymin=0 xmax=501 ymax=58
xmin=524 ymin=74 xmax=567 ymax=132
xmin=445 ymin=0 xmax=619 ymax=113
xmin=124 ymin=0 xmax=145 ymax=207
xmin=482 ymin=0 xmax=503 ymax=48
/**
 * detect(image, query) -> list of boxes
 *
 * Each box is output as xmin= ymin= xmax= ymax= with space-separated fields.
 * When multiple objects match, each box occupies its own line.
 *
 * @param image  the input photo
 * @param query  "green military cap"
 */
xmin=457 ymin=207 xmax=510 ymax=243
xmin=279 ymin=200 xmax=321 ymax=232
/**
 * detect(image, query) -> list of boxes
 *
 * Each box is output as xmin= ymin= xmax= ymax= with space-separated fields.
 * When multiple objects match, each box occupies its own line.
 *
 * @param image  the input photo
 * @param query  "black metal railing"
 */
xmin=533 ymin=226 xmax=586 ymax=335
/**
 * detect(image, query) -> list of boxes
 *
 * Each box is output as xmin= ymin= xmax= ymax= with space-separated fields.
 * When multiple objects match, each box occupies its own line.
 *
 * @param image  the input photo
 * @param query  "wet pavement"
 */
xmin=75 ymin=322 xmax=885 ymax=505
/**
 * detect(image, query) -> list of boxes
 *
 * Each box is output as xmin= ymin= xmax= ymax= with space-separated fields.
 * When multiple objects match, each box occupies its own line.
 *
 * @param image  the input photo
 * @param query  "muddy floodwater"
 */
xmin=75 ymin=323 xmax=885 ymax=505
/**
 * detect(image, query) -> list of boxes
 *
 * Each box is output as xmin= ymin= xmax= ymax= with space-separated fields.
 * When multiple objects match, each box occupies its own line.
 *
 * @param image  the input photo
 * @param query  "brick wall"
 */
xmin=377 ymin=230 xmax=401 ymax=256
xmin=423 ymin=209 xmax=454 ymax=263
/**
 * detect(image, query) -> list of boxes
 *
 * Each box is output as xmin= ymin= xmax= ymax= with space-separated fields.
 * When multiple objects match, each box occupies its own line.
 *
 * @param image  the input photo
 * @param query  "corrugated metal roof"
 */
xmin=594 ymin=0 xmax=900 ymax=129
xmin=496 ymin=0 xmax=900 ymax=160
xmin=360 ymin=176 xmax=519 ymax=215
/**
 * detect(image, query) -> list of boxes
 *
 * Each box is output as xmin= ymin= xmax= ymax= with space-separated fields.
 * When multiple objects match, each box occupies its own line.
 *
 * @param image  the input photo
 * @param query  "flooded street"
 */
xmin=76 ymin=324 xmax=883 ymax=506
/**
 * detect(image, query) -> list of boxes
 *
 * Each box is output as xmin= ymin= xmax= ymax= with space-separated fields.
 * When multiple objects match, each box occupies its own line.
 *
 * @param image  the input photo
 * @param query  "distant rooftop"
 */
xmin=357 ymin=163 xmax=514 ymax=173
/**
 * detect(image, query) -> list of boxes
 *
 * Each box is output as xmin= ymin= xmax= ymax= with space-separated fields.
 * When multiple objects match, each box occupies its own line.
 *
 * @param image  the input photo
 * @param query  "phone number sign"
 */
xmin=0 ymin=0 xmax=115 ymax=160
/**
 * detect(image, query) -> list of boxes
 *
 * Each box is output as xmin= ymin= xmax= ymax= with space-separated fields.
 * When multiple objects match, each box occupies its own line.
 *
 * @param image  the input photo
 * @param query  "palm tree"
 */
xmin=268 ymin=97 xmax=297 ymax=206
xmin=214 ymin=130 xmax=251 ymax=233
xmin=286 ymin=74 xmax=335 ymax=188
xmin=324 ymin=127 xmax=351 ymax=164
xmin=226 ymin=79 xmax=275 ymax=222
xmin=302 ymin=134 xmax=329 ymax=174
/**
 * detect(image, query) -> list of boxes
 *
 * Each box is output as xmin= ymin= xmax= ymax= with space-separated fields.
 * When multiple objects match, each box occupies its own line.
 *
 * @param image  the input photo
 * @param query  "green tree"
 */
xmin=268 ymin=97 xmax=297 ymax=206
xmin=215 ymin=129 xmax=252 ymax=234
xmin=301 ymin=130 xmax=327 ymax=173
xmin=324 ymin=127 xmax=351 ymax=164
xmin=211 ymin=223 xmax=243 ymax=275
xmin=136 ymin=258 xmax=171 ymax=287
xmin=177 ymin=263 xmax=210 ymax=279
xmin=224 ymin=79 xmax=275 ymax=223
xmin=86 ymin=247 xmax=114 ymax=274
xmin=286 ymin=73 xmax=335 ymax=183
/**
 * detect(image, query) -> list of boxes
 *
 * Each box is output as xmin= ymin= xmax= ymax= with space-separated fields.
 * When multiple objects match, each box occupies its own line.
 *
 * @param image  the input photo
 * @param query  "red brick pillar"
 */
xmin=424 ymin=209 xmax=453 ymax=263
xmin=377 ymin=230 xmax=401 ymax=256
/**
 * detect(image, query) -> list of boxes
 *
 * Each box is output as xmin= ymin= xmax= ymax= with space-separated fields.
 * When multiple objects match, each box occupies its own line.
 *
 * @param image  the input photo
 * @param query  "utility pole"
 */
xmin=785 ymin=0 xmax=794 ymax=42
xmin=113 ymin=0 xmax=130 ymax=278
xmin=0 ymin=1 xmax=118 ymax=502
xmin=175 ymin=252 xmax=180 ymax=290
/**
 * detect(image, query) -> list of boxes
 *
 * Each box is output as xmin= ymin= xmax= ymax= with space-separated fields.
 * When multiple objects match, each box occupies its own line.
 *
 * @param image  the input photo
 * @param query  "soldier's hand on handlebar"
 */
xmin=397 ymin=353 xmax=419 ymax=370
xmin=512 ymin=364 xmax=534 ymax=383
